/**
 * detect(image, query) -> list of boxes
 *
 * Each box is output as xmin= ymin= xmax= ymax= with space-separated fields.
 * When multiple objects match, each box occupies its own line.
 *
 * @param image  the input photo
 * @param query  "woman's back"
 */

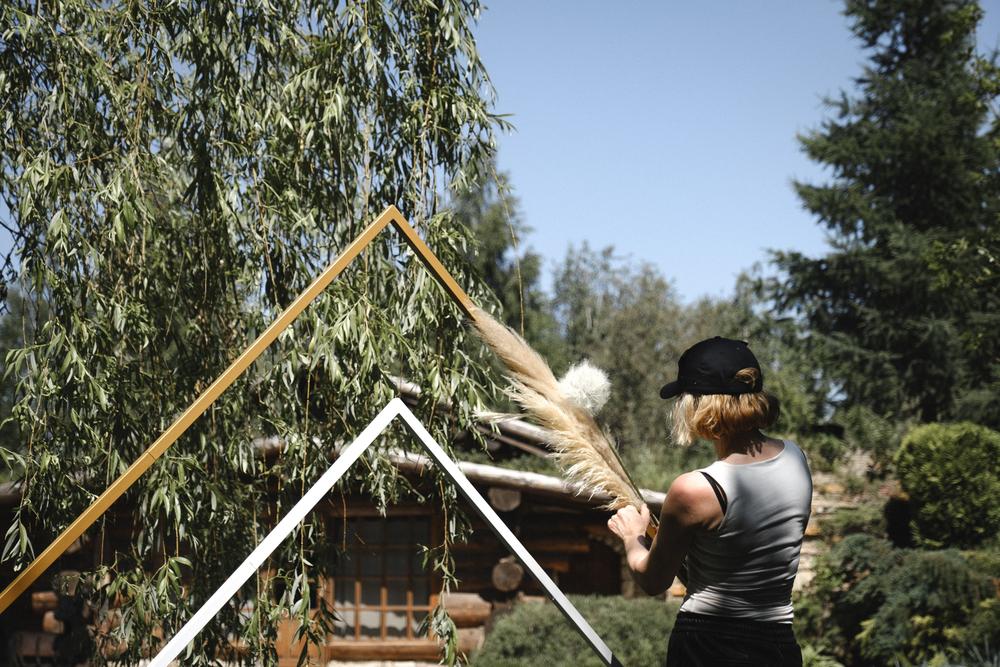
xmin=681 ymin=440 xmax=813 ymax=622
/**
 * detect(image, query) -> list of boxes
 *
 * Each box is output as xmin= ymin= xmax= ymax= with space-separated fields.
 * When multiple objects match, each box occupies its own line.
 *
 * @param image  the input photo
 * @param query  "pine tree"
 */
xmin=770 ymin=0 xmax=1000 ymax=425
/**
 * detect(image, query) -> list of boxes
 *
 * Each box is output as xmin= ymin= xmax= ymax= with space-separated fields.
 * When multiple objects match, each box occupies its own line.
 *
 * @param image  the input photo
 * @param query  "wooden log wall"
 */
xmin=450 ymin=498 xmax=621 ymax=600
xmin=1 ymin=473 xmax=626 ymax=664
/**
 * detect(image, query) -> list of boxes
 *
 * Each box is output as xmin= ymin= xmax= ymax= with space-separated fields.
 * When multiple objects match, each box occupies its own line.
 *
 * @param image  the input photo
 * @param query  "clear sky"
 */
xmin=472 ymin=0 xmax=1000 ymax=302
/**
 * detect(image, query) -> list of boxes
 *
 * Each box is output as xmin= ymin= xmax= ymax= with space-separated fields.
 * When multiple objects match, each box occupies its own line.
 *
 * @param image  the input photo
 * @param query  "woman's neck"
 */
xmin=713 ymin=430 xmax=768 ymax=460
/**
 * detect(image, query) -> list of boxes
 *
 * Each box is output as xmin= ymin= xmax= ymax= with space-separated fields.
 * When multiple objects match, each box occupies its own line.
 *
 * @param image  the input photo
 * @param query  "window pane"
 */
xmin=333 ymin=578 xmax=354 ymax=606
xmin=385 ymin=549 xmax=408 ymax=574
xmin=385 ymin=610 xmax=407 ymax=638
xmin=387 ymin=583 xmax=407 ymax=606
xmin=361 ymin=581 xmax=381 ymax=607
xmin=386 ymin=520 xmax=409 ymax=544
xmin=360 ymin=551 xmax=381 ymax=576
xmin=328 ymin=513 xmax=433 ymax=641
xmin=333 ymin=609 xmax=355 ymax=638
xmin=411 ymin=610 xmax=427 ymax=636
xmin=411 ymin=517 xmax=430 ymax=539
xmin=337 ymin=548 xmax=356 ymax=576
xmin=412 ymin=578 xmax=428 ymax=602
xmin=358 ymin=519 xmax=384 ymax=544
xmin=359 ymin=609 xmax=381 ymax=638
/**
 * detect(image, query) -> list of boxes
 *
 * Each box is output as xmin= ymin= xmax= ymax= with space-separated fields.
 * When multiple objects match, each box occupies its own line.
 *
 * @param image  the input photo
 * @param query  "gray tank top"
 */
xmin=679 ymin=440 xmax=812 ymax=622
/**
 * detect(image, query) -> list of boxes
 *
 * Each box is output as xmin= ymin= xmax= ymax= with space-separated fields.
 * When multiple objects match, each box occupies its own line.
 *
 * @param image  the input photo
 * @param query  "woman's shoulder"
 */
xmin=780 ymin=439 xmax=812 ymax=466
xmin=664 ymin=471 xmax=725 ymax=529
xmin=670 ymin=470 xmax=713 ymax=497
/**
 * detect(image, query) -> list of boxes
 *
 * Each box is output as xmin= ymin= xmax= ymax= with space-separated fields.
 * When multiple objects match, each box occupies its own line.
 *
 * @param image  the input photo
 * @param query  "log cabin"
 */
xmin=0 ymin=386 xmax=670 ymax=666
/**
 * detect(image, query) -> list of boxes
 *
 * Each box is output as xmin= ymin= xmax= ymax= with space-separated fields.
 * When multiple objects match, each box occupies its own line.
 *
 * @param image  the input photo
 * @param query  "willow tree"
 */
xmin=0 ymin=1 xmax=504 ymax=663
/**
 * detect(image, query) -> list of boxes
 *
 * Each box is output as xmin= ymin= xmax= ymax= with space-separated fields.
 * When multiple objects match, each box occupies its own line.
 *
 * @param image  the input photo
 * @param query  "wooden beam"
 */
xmin=440 ymin=592 xmax=491 ymax=627
xmin=487 ymin=487 xmax=522 ymax=512
xmin=41 ymin=611 xmax=64 ymax=634
xmin=325 ymin=639 xmax=439 ymax=661
xmin=491 ymin=557 xmax=524 ymax=592
xmin=388 ymin=450 xmax=665 ymax=512
xmin=30 ymin=591 xmax=57 ymax=614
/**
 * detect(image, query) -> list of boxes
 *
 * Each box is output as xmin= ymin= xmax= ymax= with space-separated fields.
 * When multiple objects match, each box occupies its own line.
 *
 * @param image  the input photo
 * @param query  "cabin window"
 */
xmin=331 ymin=515 xmax=433 ymax=640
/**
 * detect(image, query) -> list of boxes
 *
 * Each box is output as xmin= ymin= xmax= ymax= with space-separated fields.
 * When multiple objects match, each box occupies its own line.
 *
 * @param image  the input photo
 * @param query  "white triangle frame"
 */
xmin=149 ymin=398 xmax=621 ymax=667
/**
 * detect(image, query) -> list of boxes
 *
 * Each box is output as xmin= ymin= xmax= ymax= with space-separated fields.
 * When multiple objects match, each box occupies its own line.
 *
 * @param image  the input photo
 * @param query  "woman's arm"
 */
xmin=607 ymin=472 xmax=721 ymax=595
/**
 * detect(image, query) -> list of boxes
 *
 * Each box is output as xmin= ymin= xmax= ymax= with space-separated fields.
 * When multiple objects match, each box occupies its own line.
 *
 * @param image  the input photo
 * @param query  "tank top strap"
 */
xmin=699 ymin=470 xmax=728 ymax=513
xmin=699 ymin=459 xmax=737 ymax=495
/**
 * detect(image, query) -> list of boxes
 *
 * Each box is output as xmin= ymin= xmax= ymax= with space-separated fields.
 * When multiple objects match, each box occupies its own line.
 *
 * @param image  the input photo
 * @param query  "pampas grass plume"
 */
xmin=470 ymin=307 xmax=646 ymax=512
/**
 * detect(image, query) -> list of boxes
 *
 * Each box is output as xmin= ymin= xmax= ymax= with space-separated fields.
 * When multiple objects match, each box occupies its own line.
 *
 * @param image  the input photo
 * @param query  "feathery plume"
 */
xmin=470 ymin=308 xmax=647 ymax=512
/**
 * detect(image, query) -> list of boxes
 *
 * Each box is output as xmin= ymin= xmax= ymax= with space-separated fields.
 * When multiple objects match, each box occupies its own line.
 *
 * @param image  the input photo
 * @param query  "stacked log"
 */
xmin=491 ymin=556 xmax=524 ymax=593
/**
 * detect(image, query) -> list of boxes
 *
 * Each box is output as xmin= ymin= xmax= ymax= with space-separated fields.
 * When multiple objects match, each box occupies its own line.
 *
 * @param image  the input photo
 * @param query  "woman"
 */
xmin=607 ymin=336 xmax=812 ymax=666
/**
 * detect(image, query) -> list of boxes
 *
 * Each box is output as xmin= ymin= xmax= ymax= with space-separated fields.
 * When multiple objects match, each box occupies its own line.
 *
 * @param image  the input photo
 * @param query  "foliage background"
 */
xmin=1 ymin=0 xmax=509 ymax=663
xmin=1 ymin=0 xmax=999 ymax=664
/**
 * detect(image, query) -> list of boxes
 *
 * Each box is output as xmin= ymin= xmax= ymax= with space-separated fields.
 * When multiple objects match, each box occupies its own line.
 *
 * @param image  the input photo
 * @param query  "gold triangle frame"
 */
xmin=0 ymin=205 xmax=482 ymax=612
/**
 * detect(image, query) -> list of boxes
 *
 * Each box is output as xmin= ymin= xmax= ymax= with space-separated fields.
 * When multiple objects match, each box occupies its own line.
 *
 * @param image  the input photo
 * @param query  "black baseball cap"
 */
xmin=659 ymin=337 xmax=763 ymax=399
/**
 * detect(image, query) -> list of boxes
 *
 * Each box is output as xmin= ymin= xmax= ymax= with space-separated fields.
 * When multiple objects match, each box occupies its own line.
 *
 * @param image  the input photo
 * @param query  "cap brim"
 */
xmin=659 ymin=381 xmax=682 ymax=399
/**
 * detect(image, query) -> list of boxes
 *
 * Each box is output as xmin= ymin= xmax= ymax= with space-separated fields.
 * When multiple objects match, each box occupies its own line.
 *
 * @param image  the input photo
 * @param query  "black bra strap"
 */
xmin=699 ymin=471 xmax=728 ymax=514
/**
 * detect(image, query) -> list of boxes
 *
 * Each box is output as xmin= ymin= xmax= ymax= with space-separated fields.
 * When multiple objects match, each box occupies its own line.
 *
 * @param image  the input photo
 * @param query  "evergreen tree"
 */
xmin=770 ymin=0 xmax=1000 ymax=425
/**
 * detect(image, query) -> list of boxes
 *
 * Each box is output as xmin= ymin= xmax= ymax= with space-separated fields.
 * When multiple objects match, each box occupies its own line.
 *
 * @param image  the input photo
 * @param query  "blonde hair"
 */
xmin=670 ymin=368 xmax=780 ymax=445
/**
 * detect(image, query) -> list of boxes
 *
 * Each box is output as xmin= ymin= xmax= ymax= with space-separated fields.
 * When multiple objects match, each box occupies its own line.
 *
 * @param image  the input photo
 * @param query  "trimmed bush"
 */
xmin=895 ymin=422 xmax=1000 ymax=548
xmin=472 ymin=595 xmax=679 ymax=667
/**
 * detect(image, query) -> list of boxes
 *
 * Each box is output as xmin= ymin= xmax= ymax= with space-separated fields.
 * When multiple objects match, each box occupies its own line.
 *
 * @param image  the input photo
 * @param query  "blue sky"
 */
xmin=473 ymin=0 xmax=1000 ymax=302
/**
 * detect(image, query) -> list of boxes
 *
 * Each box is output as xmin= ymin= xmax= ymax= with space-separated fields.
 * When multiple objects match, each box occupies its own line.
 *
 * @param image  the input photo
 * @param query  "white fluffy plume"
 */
xmin=558 ymin=361 xmax=611 ymax=415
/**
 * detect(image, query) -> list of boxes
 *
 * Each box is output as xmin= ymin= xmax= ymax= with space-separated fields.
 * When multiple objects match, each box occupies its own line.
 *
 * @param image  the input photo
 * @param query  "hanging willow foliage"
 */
xmin=0 ymin=1 xmax=505 ymax=663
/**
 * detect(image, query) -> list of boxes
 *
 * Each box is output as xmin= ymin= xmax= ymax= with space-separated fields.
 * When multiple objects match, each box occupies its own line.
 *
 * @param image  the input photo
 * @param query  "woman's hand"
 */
xmin=607 ymin=504 xmax=651 ymax=546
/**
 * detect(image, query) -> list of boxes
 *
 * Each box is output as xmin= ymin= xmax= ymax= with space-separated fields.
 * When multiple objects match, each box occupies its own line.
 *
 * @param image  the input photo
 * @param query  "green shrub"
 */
xmin=801 ymin=643 xmax=846 ymax=667
xmin=856 ymin=549 xmax=994 ymax=664
xmin=917 ymin=641 xmax=1000 ymax=667
xmin=822 ymin=503 xmax=886 ymax=541
xmin=802 ymin=535 xmax=999 ymax=666
xmin=965 ymin=597 xmax=1000 ymax=654
xmin=472 ymin=595 xmax=679 ymax=667
xmin=804 ymin=534 xmax=903 ymax=659
xmin=798 ymin=432 xmax=851 ymax=472
xmin=840 ymin=405 xmax=912 ymax=469
xmin=895 ymin=422 xmax=1000 ymax=548
xmin=963 ymin=539 xmax=1000 ymax=578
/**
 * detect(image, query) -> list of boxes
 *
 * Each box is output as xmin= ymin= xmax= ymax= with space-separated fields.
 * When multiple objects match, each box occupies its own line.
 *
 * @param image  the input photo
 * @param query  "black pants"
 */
xmin=665 ymin=611 xmax=802 ymax=667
